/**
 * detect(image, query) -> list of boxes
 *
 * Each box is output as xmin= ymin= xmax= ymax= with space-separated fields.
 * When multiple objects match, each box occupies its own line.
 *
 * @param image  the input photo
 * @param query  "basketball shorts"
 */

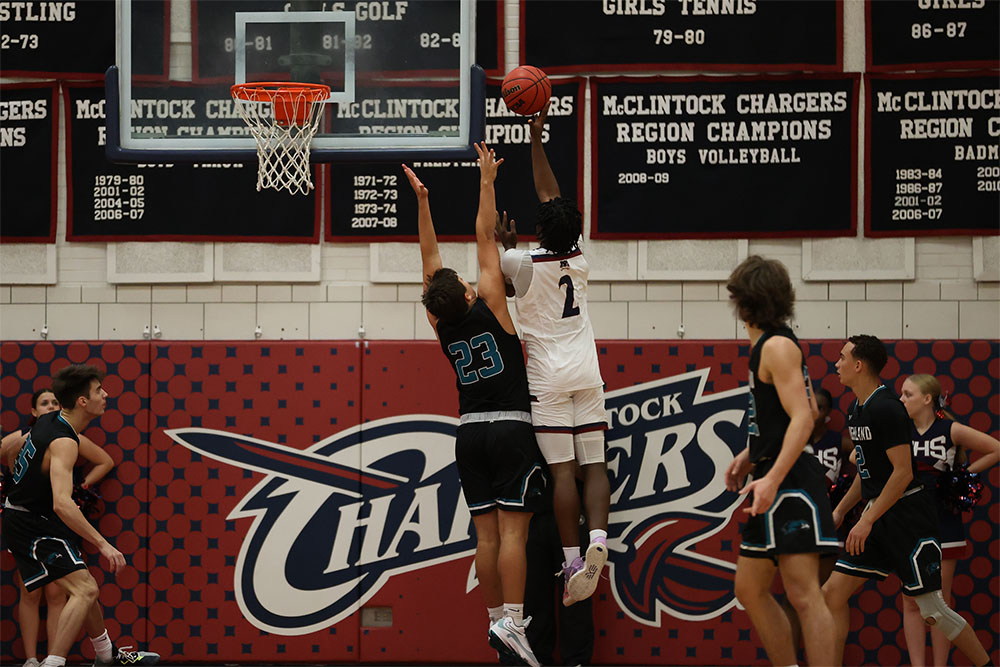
xmin=456 ymin=418 xmax=547 ymax=516
xmin=531 ymin=386 xmax=608 ymax=466
xmin=834 ymin=486 xmax=943 ymax=596
xmin=740 ymin=453 xmax=841 ymax=560
xmin=937 ymin=498 xmax=969 ymax=560
xmin=1 ymin=507 xmax=87 ymax=591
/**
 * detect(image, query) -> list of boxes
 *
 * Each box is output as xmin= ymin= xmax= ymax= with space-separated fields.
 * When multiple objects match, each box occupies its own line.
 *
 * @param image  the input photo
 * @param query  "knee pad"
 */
xmin=573 ymin=431 xmax=606 ymax=465
xmin=913 ymin=590 xmax=967 ymax=641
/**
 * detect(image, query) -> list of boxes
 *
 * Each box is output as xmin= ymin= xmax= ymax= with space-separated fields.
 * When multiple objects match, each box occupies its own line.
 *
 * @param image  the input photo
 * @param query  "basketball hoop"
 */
xmin=231 ymin=82 xmax=331 ymax=195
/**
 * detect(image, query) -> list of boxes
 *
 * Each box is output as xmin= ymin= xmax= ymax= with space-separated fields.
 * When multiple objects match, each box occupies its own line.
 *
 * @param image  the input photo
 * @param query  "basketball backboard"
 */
xmin=109 ymin=0 xmax=485 ymax=162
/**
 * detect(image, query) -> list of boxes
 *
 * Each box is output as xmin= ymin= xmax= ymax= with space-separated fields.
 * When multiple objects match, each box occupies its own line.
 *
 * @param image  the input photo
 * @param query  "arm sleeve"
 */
xmin=500 ymin=249 xmax=533 ymax=297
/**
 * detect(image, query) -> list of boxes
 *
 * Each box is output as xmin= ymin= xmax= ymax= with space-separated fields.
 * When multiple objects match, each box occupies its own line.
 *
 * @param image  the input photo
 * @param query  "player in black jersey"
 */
xmin=724 ymin=256 xmax=837 ymax=667
xmin=822 ymin=336 xmax=989 ymax=667
xmin=1 ymin=364 xmax=159 ymax=667
xmin=404 ymin=143 xmax=545 ymax=667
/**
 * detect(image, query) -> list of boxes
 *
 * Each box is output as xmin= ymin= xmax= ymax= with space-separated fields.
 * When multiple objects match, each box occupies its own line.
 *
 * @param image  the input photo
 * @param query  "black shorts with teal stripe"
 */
xmin=456 ymin=418 xmax=546 ymax=516
xmin=1 ymin=507 xmax=87 ymax=591
xmin=833 ymin=486 xmax=942 ymax=596
xmin=740 ymin=453 xmax=841 ymax=560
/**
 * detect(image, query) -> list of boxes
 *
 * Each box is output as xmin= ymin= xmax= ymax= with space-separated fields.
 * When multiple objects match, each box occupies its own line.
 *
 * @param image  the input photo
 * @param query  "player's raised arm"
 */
xmin=473 ymin=143 xmax=513 ymax=322
xmin=403 ymin=164 xmax=442 ymax=291
xmin=528 ymin=101 xmax=560 ymax=202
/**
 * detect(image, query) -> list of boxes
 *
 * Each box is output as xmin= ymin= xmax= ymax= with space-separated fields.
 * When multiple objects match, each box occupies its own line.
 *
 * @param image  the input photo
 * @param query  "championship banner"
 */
xmin=0 ymin=0 xmax=167 ymax=79
xmin=866 ymin=0 xmax=1000 ymax=72
xmin=865 ymin=71 xmax=1000 ymax=237
xmin=590 ymin=74 xmax=859 ymax=239
xmin=520 ymin=0 xmax=842 ymax=74
xmin=0 ymin=82 xmax=58 ymax=243
xmin=63 ymin=82 xmax=320 ymax=243
xmin=326 ymin=78 xmax=584 ymax=242
xmin=2 ymin=340 xmax=997 ymax=666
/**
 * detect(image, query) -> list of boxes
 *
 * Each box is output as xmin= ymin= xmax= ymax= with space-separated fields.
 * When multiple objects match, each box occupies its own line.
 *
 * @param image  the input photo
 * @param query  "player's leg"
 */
xmin=734 ymin=556 xmax=797 ymax=666
xmin=532 ymin=390 xmax=587 ymax=603
xmin=472 ymin=510 xmax=503 ymax=610
xmin=567 ymin=386 xmax=610 ymax=603
xmin=902 ymin=593 xmax=928 ymax=665
xmin=454 ymin=422 xmax=504 ymax=622
xmin=777 ymin=552 xmax=835 ymax=667
xmin=911 ymin=589 xmax=989 ymax=666
xmin=929 ymin=557 xmax=957 ymax=665
xmin=15 ymin=572 xmax=42 ymax=665
xmin=42 ymin=582 xmax=67 ymax=656
xmin=823 ymin=570 xmax=870 ymax=665
xmin=46 ymin=568 xmax=101 ymax=659
xmin=489 ymin=509 xmax=540 ymax=667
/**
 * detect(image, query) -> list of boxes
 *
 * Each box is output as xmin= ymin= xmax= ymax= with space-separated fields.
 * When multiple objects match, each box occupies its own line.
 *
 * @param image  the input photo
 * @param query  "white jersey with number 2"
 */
xmin=500 ymin=247 xmax=604 ymax=393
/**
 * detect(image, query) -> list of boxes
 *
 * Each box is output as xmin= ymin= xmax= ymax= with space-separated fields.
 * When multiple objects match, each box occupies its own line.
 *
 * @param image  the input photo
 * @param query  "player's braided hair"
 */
xmin=848 ymin=334 xmax=888 ymax=375
xmin=536 ymin=197 xmax=582 ymax=255
xmin=726 ymin=255 xmax=795 ymax=331
xmin=422 ymin=268 xmax=469 ymax=325
xmin=52 ymin=364 xmax=105 ymax=411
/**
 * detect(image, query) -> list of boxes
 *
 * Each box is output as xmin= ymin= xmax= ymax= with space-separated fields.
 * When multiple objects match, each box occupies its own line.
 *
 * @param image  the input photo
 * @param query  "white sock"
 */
xmin=40 ymin=657 xmax=66 ymax=667
xmin=90 ymin=630 xmax=113 ymax=662
xmin=487 ymin=605 xmax=504 ymax=622
xmin=589 ymin=529 xmax=607 ymax=543
xmin=562 ymin=546 xmax=580 ymax=564
xmin=504 ymin=603 xmax=524 ymax=627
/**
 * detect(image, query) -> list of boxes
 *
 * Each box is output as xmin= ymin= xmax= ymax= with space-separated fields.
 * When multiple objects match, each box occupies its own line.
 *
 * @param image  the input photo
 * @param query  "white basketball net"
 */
xmin=232 ymin=85 xmax=329 ymax=196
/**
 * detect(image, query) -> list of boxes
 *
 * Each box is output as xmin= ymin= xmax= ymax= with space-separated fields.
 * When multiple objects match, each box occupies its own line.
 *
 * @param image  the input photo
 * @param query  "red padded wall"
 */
xmin=2 ymin=339 xmax=997 ymax=666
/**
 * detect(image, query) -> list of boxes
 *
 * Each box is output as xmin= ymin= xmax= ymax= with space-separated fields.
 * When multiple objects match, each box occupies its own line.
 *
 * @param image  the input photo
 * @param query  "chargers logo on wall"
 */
xmin=164 ymin=368 xmax=747 ymax=635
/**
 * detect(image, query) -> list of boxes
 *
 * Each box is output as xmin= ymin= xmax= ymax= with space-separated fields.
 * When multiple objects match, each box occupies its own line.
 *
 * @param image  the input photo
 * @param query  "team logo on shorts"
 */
xmin=164 ymin=368 xmax=748 ymax=634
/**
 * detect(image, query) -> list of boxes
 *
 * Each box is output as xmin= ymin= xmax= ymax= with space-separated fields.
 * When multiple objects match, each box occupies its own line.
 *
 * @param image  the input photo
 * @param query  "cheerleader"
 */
xmin=899 ymin=374 xmax=999 ymax=667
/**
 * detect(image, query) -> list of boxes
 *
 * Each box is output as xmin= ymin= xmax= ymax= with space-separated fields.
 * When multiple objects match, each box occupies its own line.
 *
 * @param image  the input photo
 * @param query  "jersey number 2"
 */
xmin=448 ymin=333 xmax=504 ymax=385
xmin=559 ymin=275 xmax=580 ymax=318
xmin=854 ymin=444 xmax=870 ymax=479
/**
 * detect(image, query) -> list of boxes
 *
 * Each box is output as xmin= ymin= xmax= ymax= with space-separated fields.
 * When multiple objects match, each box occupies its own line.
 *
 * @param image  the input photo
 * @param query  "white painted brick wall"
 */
xmin=0 ymin=0 xmax=995 ymax=344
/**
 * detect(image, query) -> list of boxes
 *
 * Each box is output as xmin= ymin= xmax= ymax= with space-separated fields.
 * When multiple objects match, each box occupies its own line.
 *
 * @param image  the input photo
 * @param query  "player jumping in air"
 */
xmin=496 ymin=101 xmax=611 ymax=607
xmin=404 ymin=143 xmax=545 ymax=667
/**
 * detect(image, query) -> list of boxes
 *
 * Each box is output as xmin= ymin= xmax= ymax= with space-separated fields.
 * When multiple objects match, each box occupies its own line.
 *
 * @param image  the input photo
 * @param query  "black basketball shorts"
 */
xmin=740 ymin=453 xmax=841 ymax=560
xmin=455 ymin=418 xmax=547 ymax=516
xmin=1 ymin=508 xmax=87 ymax=591
xmin=834 ymin=486 xmax=943 ymax=596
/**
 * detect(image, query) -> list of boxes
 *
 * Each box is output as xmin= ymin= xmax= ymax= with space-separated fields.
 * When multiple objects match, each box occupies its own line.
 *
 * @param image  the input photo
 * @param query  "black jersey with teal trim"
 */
xmin=7 ymin=411 xmax=79 ymax=515
xmin=911 ymin=418 xmax=957 ymax=486
xmin=847 ymin=385 xmax=919 ymax=499
xmin=747 ymin=328 xmax=808 ymax=464
xmin=435 ymin=299 xmax=531 ymax=416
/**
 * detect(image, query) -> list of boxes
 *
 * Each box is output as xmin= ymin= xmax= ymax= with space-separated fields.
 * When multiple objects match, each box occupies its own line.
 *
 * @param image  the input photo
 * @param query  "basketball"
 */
xmin=501 ymin=65 xmax=552 ymax=116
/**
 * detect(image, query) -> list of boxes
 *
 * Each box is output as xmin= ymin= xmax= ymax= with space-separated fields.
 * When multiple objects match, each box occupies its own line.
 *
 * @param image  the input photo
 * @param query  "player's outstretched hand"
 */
xmin=475 ymin=142 xmax=504 ymax=183
xmin=402 ymin=164 xmax=428 ymax=199
xmin=494 ymin=210 xmax=517 ymax=250
xmin=100 ymin=541 xmax=127 ymax=574
xmin=724 ymin=448 xmax=752 ymax=493
xmin=740 ymin=474 xmax=777 ymax=516
xmin=528 ymin=100 xmax=550 ymax=141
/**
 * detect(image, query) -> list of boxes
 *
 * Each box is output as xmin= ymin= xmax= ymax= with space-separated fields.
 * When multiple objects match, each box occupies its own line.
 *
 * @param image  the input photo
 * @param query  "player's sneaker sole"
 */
xmin=567 ymin=540 xmax=607 ymax=602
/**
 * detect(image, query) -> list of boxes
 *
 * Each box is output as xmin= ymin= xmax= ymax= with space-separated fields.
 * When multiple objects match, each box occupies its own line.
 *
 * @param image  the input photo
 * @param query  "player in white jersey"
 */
xmin=497 ymin=101 xmax=610 ymax=606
